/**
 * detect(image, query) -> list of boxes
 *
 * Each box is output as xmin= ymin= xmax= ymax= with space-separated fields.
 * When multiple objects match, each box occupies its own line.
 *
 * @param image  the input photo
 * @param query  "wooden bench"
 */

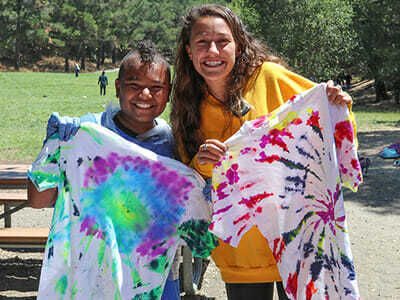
xmin=0 ymin=227 xmax=49 ymax=248
xmin=0 ymin=164 xmax=29 ymax=186
xmin=0 ymin=191 xmax=29 ymax=228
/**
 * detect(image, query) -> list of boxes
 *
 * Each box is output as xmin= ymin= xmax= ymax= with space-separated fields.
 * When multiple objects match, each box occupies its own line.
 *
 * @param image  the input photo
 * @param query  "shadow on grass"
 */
xmin=344 ymin=130 xmax=400 ymax=215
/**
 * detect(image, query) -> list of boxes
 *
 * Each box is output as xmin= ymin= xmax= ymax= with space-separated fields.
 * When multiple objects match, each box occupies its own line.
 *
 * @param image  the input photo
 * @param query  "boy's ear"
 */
xmin=115 ymin=79 xmax=120 ymax=98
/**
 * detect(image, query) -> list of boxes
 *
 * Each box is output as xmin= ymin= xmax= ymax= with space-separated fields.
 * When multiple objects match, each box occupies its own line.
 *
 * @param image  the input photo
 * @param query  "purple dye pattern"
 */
xmin=226 ymin=163 xmax=240 ymax=185
xmin=213 ymin=204 xmax=233 ymax=215
xmin=80 ymin=216 xmax=105 ymax=239
xmin=82 ymin=151 xmax=194 ymax=258
xmin=313 ymin=184 xmax=344 ymax=236
xmin=214 ymin=182 xmax=229 ymax=201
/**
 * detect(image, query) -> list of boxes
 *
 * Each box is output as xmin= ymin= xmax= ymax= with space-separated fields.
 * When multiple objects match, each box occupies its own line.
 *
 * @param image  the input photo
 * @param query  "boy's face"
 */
xmin=115 ymin=58 xmax=170 ymax=134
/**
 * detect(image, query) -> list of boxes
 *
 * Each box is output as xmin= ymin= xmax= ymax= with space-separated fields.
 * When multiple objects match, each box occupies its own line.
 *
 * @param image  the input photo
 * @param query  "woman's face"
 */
xmin=186 ymin=16 xmax=238 ymax=89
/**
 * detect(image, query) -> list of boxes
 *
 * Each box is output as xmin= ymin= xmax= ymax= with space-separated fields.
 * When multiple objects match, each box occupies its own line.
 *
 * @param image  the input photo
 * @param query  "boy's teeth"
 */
xmin=136 ymin=103 xmax=151 ymax=108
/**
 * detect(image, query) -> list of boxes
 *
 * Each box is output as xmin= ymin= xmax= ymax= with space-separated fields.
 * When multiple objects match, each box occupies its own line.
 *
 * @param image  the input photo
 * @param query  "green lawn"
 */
xmin=0 ymin=71 xmax=171 ymax=162
xmin=0 ymin=72 xmax=399 ymax=163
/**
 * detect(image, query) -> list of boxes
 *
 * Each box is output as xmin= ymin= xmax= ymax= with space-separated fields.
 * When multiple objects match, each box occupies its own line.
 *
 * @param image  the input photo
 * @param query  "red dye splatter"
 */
xmin=334 ymin=120 xmax=353 ymax=148
xmin=208 ymin=222 xmax=214 ymax=230
xmin=224 ymin=236 xmax=232 ymax=244
xmin=291 ymin=118 xmax=303 ymax=125
xmin=213 ymin=204 xmax=233 ymax=216
xmin=216 ymin=182 xmax=229 ymax=200
xmin=237 ymin=224 xmax=247 ymax=236
xmin=255 ymin=206 xmax=263 ymax=213
xmin=240 ymin=182 xmax=257 ymax=191
xmin=306 ymin=280 xmax=317 ymax=300
xmin=306 ymin=110 xmax=322 ymax=131
xmin=255 ymin=152 xmax=281 ymax=163
xmin=233 ymin=212 xmax=251 ymax=225
xmin=252 ymin=115 xmax=267 ymax=128
xmin=272 ymin=237 xmax=286 ymax=263
xmin=351 ymin=159 xmax=360 ymax=170
xmin=286 ymin=271 xmax=298 ymax=298
xmin=238 ymin=192 xmax=273 ymax=209
xmin=260 ymin=128 xmax=294 ymax=152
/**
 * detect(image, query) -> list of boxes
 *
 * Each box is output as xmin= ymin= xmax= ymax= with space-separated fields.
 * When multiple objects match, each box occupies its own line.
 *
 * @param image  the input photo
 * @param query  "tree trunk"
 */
xmin=14 ymin=0 xmax=22 ymax=71
xmin=81 ymin=56 xmax=85 ymax=71
xmin=64 ymin=57 xmax=69 ymax=72
xmin=112 ymin=46 xmax=116 ymax=64
xmin=374 ymin=78 xmax=389 ymax=102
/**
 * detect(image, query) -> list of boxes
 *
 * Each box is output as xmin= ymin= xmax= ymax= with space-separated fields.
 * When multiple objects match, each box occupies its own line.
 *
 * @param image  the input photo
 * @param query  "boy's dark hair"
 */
xmin=118 ymin=40 xmax=171 ymax=83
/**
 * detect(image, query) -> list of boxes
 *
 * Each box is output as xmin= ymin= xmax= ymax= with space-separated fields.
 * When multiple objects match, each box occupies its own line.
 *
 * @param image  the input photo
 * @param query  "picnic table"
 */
xmin=0 ymin=164 xmax=29 ymax=185
xmin=0 ymin=164 xmax=30 ymax=228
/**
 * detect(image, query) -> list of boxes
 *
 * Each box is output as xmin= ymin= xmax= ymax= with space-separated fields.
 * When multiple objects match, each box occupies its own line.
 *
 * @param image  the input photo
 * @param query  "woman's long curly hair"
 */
xmin=171 ymin=4 xmax=280 ymax=161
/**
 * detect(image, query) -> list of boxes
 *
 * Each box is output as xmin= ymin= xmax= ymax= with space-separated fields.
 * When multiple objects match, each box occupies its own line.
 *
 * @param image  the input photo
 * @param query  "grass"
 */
xmin=0 ymin=71 xmax=170 ymax=162
xmin=0 ymin=72 xmax=399 ymax=163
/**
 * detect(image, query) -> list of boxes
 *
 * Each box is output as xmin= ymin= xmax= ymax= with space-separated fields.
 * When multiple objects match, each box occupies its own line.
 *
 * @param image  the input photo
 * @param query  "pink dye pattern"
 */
xmin=211 ymin=85 xmax=361 ymax=299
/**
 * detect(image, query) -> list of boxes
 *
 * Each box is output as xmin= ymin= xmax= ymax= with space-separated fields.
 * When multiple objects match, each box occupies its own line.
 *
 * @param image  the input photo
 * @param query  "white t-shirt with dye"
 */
xmin=211 ymin=84 xmax=361 ymax=300
xmin=29 ymin=123 xmax=217 ymax=300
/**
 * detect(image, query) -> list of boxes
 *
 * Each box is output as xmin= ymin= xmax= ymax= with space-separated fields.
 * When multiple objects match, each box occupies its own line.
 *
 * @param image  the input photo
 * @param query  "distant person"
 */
xmin=74 ymin=63 xmax=80 ymax=77
xmin=98 ymin=71 xmax=108 ymax=96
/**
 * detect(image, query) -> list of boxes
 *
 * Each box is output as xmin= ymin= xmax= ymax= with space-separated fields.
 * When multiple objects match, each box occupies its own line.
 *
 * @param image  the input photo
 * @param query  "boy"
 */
xmin=28 ymin=40 xmax=180 ymax=300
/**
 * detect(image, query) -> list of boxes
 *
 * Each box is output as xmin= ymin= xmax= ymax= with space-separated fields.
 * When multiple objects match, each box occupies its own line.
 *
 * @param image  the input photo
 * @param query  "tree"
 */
xmin=0 ymin=0 xmax=49 ymax=70
xmin=353 ymin=0 xmax=400 ymax=102
xmin=238 ymin=0 xmax=357 ymax=81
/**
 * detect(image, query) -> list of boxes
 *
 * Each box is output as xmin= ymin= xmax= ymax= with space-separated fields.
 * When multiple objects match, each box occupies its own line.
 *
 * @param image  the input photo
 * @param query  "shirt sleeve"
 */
xmin=28 ymin=139 xmax=61 ymax=192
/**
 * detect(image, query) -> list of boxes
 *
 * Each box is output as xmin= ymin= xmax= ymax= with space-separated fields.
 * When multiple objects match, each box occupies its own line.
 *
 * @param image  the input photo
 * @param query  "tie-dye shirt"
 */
xmin=210 ymin=84 xmax=361 ymax=299
xmin=29 ymin=123 xmax=217 ymax=300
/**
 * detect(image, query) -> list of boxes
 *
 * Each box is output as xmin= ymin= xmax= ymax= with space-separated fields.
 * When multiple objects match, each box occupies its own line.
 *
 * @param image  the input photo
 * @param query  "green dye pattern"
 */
xmin=178 ymin=220 xmax=218 ymax=258
xmin=44 ymin=146 xmax=61 ymax=165
xmin=133 ymin=285 xmax=163 ymax=300
xmin=283 ymin=211 xmax=315 ymax=245
xmin=55 ymin=274 xmax=68 ymax=296
xmin=97 ymin=239 xmax=106 ymax=267
xmin=131 ymin=267 xmax=146 ymax=289
xmin=29 ymin=170 xmax=60 ymax=191
xmin=145 ymin=252 xmax=168 ymax=274
xmin=316 ymin=227 xmax=326 ymax=258
xmin=63 ymin=241 xmax=70 ymax=264
xmin=105 ymin=183 xmax=151 ymax=233
xmin=71 ymin=281 xmax=78 ymax=299
xmin=80 ymin=125 xmax=103 ymax=145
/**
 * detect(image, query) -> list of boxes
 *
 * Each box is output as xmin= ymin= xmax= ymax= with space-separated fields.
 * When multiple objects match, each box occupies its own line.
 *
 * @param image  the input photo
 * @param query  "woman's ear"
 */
xmin=186 ymin=45 xmax=192 ymax=61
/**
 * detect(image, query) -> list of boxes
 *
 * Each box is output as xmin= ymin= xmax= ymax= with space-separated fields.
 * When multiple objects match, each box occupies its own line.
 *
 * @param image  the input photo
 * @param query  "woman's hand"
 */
xmin=197 ymin=139 xmax=227 ymax=165
xmin=326 ymin=80 xmax=352 ymax=106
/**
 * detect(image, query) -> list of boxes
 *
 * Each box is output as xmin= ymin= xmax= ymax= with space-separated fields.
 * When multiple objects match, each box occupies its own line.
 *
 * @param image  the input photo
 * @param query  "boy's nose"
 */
xmin=140 ymin=87 xmax=152 ymax=98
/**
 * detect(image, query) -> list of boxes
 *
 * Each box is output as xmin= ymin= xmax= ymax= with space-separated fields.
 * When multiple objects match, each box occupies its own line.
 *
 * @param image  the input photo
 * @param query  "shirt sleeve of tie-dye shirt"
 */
xmin=210 ymin=84 xmax=361 ymax=300
xmin=28 ymin=123 xmax=217 ymax=300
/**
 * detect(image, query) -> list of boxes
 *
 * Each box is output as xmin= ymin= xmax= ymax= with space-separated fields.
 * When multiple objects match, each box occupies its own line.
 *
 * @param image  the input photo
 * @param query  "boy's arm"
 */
xmin=27 ymin=179 xmax=57 ymax=208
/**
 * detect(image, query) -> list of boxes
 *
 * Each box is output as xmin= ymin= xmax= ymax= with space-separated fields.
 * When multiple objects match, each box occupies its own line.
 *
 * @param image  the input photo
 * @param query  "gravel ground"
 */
xmin=1 ymin=129 xmax=400 ymax=300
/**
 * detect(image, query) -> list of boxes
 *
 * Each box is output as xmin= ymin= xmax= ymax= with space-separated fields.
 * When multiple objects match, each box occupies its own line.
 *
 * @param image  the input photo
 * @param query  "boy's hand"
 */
xmin=326 ymin=80 xmax=352 ymax=106
xmin=197 ymin=139 xmax=227 ymax=165
xmin=44 ymin=112 xmax=81 ymax=144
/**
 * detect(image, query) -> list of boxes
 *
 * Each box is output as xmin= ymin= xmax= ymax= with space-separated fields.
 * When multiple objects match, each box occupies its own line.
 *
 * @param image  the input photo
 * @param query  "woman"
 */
xmin=170 ymin=4 xmax=353 ymax=300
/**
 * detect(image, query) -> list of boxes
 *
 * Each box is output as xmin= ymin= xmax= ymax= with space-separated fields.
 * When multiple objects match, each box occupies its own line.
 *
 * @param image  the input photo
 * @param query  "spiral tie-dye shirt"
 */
xmin=210 ymin=84 xmax=361 ymax=300
xmin=29 ymin=123 xmax=217 ymax=300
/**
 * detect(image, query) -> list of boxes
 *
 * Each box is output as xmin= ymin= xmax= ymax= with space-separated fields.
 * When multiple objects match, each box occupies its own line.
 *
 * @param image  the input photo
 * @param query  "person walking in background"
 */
xmin=171 ymin=4 xmax=354 ymax=300
xmin=98 ymin=70 xmax=109 ymax=96
xmin=74 ymin=62 xmax=80 ymax=77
